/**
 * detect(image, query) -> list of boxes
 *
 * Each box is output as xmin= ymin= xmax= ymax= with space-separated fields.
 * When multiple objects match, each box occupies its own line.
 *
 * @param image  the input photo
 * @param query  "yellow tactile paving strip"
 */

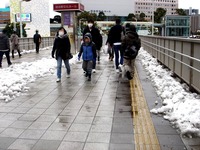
xmin=130 ymin=69 xmax=161 ymax=150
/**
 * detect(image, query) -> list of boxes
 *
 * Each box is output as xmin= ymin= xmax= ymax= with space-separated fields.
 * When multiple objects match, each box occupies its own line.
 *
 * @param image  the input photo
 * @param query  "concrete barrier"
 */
xmin=16 ymin=37 xmax=55 ymax=51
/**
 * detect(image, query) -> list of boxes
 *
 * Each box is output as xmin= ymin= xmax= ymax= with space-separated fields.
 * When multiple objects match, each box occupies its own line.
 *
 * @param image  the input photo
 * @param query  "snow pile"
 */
xmin=0 ymin=52 xmax=78 ymax=102
xmin=138 ymin=48 xmax=200 ymax=137
xmin=0 ymin=58 xmax=56 ymax=102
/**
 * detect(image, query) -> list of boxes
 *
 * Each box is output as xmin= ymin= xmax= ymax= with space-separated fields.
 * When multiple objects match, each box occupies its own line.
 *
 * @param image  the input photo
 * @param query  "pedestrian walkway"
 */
xmin=0 ymin=48 xmax=199 ymax=150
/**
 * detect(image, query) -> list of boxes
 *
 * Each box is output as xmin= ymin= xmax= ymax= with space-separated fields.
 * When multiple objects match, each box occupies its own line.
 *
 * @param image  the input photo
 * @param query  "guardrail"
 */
xmin=17 ymin=37 xmax=55 ymax=51
xmin=140 ymin=35 xmax=200 ymax=93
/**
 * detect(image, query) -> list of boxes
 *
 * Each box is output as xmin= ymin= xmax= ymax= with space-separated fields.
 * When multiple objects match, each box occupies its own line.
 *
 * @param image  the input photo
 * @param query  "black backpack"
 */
xmin=124 ymin=45 xmax=138 ymax=60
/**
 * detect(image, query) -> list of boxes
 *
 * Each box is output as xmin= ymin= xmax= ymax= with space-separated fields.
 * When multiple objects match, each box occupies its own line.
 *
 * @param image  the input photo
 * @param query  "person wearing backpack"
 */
xmin=121 ymin=24 xmax=141 ymax=80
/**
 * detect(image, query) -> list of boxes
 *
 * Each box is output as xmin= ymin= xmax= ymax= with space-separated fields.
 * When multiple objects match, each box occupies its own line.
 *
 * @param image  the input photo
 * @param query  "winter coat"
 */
xmin=121 ymin=31 xmax=141 ymax=59
xmin=83 ymin=26 xmax=102 ymax=50
xmin=78 ymin=33 xmax=96 ymax=61
xmin=0 ymin=33 xmax=10 ymax=51
xmin=52 ymin=34 xmax=71 ymax=60
xmin=10 ymin=34 xmax=20 ymax=50
xmin=108 ymin=24 xmax=124 ymax=46
xmin=33 ymin=33 xmax=41 ymax=43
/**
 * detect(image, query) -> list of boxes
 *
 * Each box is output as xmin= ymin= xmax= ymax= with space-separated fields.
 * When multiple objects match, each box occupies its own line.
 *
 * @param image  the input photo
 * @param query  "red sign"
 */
xmin=53 ymin=3 xmax=84 ymax=12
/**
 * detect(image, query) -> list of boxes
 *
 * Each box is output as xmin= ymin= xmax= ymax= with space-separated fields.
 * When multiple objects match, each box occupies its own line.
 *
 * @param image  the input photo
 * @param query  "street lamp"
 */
xmin=152 ymin=0 xmax=154 ymax=35
xmin=19 ymin=0 xmax=31 ymax=38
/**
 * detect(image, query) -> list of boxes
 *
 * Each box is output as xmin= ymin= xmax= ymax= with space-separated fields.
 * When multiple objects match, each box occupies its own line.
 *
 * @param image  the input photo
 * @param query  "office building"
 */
xmin=0 ymin=7 xmax=10 ymax=24
xmin=184 ymin=7 xmax=199 ymax=16
xmin=80 ymin=0 xmax=135 ymax=20
xmin=134 ymin=0 xmax=178 ymax=20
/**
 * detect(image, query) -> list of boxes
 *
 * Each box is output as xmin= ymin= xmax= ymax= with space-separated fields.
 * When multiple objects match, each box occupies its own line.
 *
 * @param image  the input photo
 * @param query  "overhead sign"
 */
xmin=15 ymin=13 xmax=31 ymax=22
xmin=53 ymin=3 xmax=84 ymax=12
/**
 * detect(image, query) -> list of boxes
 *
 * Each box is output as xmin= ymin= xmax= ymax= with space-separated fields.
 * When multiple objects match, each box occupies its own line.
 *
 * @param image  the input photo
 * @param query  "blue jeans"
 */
xmin=113 ymin=45 xmax=123 ymax=69
xmin=57 ymin=56 xmax=70 ymax=79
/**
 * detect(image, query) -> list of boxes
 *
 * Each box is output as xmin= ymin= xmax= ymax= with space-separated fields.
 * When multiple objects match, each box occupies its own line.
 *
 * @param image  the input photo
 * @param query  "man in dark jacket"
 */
xmin=121 ymin=24 xmax=141 ymax=80
xmin=108 ymin=18 xmax=125 ymax=72
xmin=0 ymin=29 xmax=12 ymax=68
xmin=83 ymin=20 xmax=102 ymax=73
xmin=33 ymin=30 xmax=41 ymax=53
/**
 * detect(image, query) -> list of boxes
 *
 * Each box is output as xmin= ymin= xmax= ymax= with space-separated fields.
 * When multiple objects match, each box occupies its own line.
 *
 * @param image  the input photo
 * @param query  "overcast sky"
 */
xmin=1 ymin=0 xmax=200 ymax=17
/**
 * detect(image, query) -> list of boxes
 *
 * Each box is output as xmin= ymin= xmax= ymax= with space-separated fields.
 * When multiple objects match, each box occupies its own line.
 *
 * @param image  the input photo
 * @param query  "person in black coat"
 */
xmin=121 ymin=24 xmax=141 ymax=80
xmin=0 ymin=29 xmax=12 ymax=68
xmin=33 ymin=30 xmax=41 ymax=53
xmin=83 ymin=20 xmax=102 ymax=73
xmin=52 ymin=27 xmax=71 ymax=82
xmin=108 ymin=19 xmax=125 ymax=72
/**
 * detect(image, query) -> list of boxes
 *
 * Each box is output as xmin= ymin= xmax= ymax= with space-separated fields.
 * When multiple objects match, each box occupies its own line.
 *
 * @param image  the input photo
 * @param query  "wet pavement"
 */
xmin=0 ymin=48 xmax=199 ymax=150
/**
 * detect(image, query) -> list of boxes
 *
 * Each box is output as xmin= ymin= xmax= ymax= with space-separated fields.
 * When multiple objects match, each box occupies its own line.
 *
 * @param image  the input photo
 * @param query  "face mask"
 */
xmin=59 ymin=31 xmax=64 ymax=36
xmin=88 ymin=23 xmax=93 ymax=28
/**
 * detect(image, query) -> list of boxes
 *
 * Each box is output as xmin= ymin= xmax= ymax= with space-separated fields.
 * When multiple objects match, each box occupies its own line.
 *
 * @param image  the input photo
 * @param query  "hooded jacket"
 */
xmin=78 ymin=33 xmax=96 ymax=61
xmin=52 ymin=34 xmax=71 ymax=60
xmin=121 ymin=31 xmax=141 ymax=59
xmin=0 ymin=33 xmax=10 ymax=51
xmin=83 ymin=26 xmax=102 ymax=50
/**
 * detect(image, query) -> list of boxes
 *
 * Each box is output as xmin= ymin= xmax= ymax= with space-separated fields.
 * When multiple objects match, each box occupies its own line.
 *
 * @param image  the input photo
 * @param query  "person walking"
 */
xmin=121 ymin=24 xmax=141 ymax=80
xmin=106 ymin=34 xmax=114 ymax=61
xmin=0 ymin=29 xmax=12 ymax=68
xmin=10 ymin=31 xmax=22 ymax=58
xmin=33 ymin=30 xmax=41 ymax=53
xmin=83 ymin=19 xmax=102 ymax=73
xmin=78 ymin=33 xmax=96 ymax=81
xmin=52 ymin=27 xmax=71 ymax=82
xmin=108 ymin=18 xmax=125 ymax=72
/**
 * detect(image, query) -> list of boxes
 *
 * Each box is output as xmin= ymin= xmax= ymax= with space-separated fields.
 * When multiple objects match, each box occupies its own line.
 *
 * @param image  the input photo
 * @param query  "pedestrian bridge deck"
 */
xmin=0 ymin=48 xmax=199 ymax=150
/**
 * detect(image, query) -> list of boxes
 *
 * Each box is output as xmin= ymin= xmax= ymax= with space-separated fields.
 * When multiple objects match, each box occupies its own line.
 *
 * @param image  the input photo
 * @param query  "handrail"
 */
xmin=140 ymin=35 xmax=200 ymax=93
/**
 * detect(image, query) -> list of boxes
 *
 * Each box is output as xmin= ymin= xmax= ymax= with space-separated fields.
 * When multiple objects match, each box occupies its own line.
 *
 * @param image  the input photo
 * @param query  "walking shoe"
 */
xmin=56 ymin=78 xmax=61 ymax=82
xmin=12 ymin=55 xmax=14 ymax=58
xmin=85 ymin=72 xmax=88 ymax=77
xmin=118 ymin=65 xmax=123 ymax=73
xmin=8 ymin=63 xmax=12 ymax=67
xmin=66 ymin=74 xmax=70 ymax=78
xmin=92 ymin=69 xmax=96 ymax=73
xmin=88 ymin=77 xmax=91 ymax=81
xmin=19 ymin=54 xmax=22 ymax=57
xmin=126 ymin=71 xmax=133 ymax=80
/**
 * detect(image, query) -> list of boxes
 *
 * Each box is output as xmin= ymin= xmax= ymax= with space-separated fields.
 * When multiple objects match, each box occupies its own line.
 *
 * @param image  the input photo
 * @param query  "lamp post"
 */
xmin=152 ymin=0 xmax=154 ymax=35
xmin=19 ymin=0 xmax=31 ymax=38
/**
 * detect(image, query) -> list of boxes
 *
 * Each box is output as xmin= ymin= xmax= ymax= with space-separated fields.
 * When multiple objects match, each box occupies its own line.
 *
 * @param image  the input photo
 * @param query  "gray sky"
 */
xmin=0 ymin=0 xmax=200 ymax=17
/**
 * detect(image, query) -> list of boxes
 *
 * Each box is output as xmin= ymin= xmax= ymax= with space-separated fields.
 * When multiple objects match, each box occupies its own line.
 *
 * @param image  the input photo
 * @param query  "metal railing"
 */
xmin=140 ymin=35 xmax=200 ymax=93
xmin=17 ymin=37 xmax=55 ymax=51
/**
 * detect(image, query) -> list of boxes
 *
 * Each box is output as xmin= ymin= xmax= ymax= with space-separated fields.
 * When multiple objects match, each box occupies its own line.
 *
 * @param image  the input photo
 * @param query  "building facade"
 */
xmin=190 ymin=15 xmax=200 ymax=33
xmin=135 ymin=0 xmax=178 ymax=20
xmin=164 ymin=15 xmax=190 ymax=37
xmin=10 ymin=0 xmax=50 ymax=37
xmin=0 ymin=7 xmax=10 ymax=24
xmin=184 ymin=8 xmax=199 ymax=16
xmin=80 ymin=0 xmax=135 ymax=20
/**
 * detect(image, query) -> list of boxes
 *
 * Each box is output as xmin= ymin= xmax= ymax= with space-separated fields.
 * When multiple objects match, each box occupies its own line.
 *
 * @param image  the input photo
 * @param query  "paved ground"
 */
xmin=0 ymin=48 xmax=199 ymax=150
